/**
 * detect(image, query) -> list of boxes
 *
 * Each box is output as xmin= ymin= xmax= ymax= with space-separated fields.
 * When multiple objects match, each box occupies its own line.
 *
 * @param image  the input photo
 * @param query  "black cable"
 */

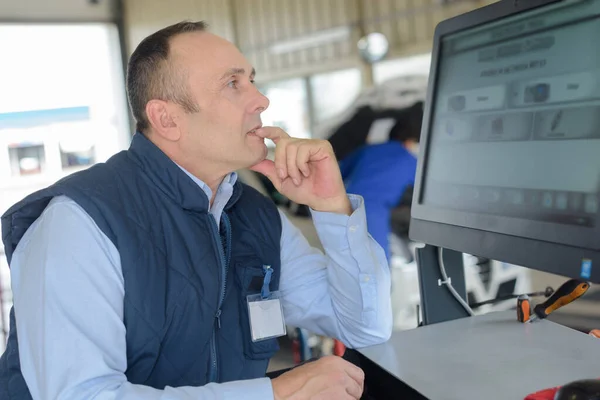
xmin=469 ymin=286 xmax=554 ymax=308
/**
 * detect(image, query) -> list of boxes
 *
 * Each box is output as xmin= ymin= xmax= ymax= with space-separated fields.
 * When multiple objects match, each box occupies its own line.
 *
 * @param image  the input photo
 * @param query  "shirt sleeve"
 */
xmin=10 ymin=196 xmax=274 ymax=400
xmin=277 ymin=194 xmax=393 ymax=349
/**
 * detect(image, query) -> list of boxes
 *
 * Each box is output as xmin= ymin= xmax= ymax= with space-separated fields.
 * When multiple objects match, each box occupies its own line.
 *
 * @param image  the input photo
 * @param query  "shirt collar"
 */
xmin=127 ymin=133 xmax=242 ymax=212
xmin=175 ymin=164 xmax=238 ymax=203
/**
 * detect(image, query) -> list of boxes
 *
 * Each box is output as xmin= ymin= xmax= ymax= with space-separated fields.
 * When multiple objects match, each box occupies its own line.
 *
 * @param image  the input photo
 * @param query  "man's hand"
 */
xmin=271 ymin=356 xmax=365 ymax=400
xmin=250 ymin=127 xmax=352 ymax=215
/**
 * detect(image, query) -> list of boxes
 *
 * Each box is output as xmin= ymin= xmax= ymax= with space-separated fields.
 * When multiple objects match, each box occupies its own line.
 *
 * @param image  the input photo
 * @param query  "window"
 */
xmin=260 ymin=78 xmax=311 ymax=143
xmin=0 ymin=23 xmax=130 ymax=350
xmin=0 ymin=24 xmax=129 ymax=211
xmin=309 ymin=68 xmax=362 ymax=124
xmin=373 ymin=53 xmax=432 ymax=84
xmin=8 ymin=143 xmax=46 ymax=176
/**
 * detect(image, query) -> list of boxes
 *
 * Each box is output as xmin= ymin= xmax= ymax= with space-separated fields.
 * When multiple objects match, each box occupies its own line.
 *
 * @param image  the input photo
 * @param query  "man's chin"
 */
xmin=239 ymin=144 xmax=268 ymax=171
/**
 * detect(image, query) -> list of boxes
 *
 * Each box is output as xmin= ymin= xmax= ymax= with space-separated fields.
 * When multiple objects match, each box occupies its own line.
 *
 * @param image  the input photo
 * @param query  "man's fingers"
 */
xmin=345 ymin=373 xmax=363 ymax=399
xmin=254 ymin=131 xmax=335 ymax=193
xmin=254 ymin=126 xmax=290 ymax=144
xmin=286 ymin=143 xmax=302 ymax=186
xmin=313 ymin=390 xmax=355 ymax=400
xmin=274 ymin=140 xmax=289 ymax=181
xmin=296 ymin=144 xmax=311 ymax=178
xmin=249 ymin=160 xmax=281 ymax=189
xmin=342 ymin=362 xmax=365 ymax=392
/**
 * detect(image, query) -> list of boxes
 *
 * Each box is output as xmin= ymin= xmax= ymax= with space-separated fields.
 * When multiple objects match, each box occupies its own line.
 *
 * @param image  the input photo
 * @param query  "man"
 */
xmin=0 ymin=21 xmax=392 ymax=400
xmin=340 ymin=101 xmax=423 ymax=259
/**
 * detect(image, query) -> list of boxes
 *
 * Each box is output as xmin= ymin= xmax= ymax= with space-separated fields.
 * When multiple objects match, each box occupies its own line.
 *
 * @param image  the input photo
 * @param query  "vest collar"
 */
xmin=127 ymin=133 xmax=243 ymax=212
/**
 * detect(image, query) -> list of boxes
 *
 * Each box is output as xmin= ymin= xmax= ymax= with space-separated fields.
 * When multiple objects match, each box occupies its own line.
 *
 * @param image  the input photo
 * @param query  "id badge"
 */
xmin=246 ymin=265 xmax=286 ymax=342
xmin=247 ymin=292 xmax=286 ymax=342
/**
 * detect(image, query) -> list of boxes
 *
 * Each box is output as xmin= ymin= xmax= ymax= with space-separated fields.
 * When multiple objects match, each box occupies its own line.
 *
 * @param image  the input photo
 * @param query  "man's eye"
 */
xmin=227 ymin=80 xmax=238 ymax=89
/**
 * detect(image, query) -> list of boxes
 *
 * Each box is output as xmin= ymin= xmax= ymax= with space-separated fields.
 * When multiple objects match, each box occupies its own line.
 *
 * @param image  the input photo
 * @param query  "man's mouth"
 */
xmin=247 ymin=125 xmax=262 ymax=136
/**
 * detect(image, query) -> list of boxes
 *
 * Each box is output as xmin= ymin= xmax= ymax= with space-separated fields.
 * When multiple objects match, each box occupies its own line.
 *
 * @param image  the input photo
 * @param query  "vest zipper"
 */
xmin=208 ymin=212 xmax=231 ymax=383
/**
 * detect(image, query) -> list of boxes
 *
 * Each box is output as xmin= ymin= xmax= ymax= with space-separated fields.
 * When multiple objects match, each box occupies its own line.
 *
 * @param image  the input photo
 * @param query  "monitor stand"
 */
xmin=416 ymin=244 xmax=471 ymax=325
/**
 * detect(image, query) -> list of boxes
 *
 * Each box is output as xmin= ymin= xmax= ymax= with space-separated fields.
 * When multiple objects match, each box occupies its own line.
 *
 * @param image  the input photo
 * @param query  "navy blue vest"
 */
xmin=0 ymin=133 xmax=282 ymax=399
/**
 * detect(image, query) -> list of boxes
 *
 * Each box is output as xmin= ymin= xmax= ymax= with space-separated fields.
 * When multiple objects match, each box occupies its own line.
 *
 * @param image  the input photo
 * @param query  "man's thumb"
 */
xmin=249 ymin=159 xmax=281 ymax=187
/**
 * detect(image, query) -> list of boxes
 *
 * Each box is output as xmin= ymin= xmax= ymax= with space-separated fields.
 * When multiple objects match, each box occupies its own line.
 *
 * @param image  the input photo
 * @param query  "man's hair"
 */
xmin=388 ymin=101 xmax=424 ymax=144
xmin=126 ymin=21 xmax=207 ymax=133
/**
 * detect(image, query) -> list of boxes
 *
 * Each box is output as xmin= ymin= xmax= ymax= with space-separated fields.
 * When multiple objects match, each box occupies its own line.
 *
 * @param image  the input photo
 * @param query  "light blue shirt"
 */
xmin=9 ymin=169 xmax=392 ymax=400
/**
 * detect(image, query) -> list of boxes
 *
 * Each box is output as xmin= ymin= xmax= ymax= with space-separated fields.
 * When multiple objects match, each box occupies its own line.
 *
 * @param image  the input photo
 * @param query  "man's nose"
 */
xmin=250 ymin=89 xmax=270 ymax=114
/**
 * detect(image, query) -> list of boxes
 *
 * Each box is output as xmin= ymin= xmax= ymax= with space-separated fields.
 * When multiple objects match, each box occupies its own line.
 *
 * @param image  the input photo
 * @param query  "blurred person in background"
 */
xmin=339 ymin=101 xmax=423 ymax=259
xmin=0 ymin=21 xmax=391 ymax=400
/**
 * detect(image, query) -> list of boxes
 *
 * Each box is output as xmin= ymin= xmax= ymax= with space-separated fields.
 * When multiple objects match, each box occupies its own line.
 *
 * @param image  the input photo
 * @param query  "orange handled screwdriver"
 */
xmin=528 ymin=279 xmax=590 ymax=323
xmin=517 ymin=294 xmax=531 ymax=323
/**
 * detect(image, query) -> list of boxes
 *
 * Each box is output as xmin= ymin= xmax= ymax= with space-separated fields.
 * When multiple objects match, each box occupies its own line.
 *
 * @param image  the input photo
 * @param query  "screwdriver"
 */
xmin=528 ymin=279 xmax=590 ymax=323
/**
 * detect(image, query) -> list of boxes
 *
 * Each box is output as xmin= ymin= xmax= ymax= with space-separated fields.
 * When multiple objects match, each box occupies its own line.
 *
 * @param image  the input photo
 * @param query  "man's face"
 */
xmin=169 ymin=32 xmax=270 ymax=172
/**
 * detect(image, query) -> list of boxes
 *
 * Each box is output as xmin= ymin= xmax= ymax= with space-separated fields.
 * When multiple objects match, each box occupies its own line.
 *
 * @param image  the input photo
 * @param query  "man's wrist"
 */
xmin=271 ymin=383 xmax=282 ymax=400
xmin=271 ymin=375 xmax=294 ymax=400
xmin=310 ymin=196 xmax=353 ymax=216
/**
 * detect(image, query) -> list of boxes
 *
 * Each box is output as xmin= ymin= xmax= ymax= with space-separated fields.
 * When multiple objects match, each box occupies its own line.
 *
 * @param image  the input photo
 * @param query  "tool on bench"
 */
xmin=524 ymin=279 xmax=590 ymax=323
xmin=517 ymin=294 xmax=531 ymax=323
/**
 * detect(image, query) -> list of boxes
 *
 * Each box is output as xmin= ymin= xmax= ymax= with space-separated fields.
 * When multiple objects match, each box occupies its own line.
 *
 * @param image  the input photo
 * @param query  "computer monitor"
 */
xmin=410 ymin=0 xmax=600 ymax=284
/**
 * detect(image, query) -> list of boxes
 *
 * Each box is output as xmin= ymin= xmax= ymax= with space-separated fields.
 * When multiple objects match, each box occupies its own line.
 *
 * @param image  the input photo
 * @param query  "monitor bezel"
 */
xmin=410 ymin=0 xmax=600 ymax=283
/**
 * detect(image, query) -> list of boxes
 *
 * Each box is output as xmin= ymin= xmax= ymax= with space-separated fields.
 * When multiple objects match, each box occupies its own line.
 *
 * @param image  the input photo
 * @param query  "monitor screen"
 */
xmin=418 ymin=0 xmax=600 ymax=251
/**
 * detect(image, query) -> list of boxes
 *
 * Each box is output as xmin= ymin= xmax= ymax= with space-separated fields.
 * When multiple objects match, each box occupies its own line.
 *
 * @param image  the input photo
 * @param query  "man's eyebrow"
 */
xmin=220 ymin=67 xmax=256 ymax=80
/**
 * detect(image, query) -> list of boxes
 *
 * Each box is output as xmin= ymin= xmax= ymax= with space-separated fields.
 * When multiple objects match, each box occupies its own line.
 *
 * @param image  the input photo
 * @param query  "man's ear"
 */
xmin=146 ymin=100 xmax=181 ymax=141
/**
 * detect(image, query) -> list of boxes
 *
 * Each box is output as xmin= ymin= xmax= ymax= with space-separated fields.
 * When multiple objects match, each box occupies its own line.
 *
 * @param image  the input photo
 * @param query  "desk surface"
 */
xmin=358 ymin=311 xmax=600 ymax=400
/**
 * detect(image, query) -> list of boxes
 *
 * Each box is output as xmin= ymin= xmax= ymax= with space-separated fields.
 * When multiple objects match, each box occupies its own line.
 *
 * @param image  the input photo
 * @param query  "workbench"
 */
xmin=356 ymin=311 xmax=600 ymax=400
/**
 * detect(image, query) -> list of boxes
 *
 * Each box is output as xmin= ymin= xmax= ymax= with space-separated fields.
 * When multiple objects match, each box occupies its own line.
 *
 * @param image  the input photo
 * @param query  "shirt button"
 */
xmin=349 ymin=225 xmax=358 ymax=233
xmin=363 ymin=276 xmax=370 ymax=282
